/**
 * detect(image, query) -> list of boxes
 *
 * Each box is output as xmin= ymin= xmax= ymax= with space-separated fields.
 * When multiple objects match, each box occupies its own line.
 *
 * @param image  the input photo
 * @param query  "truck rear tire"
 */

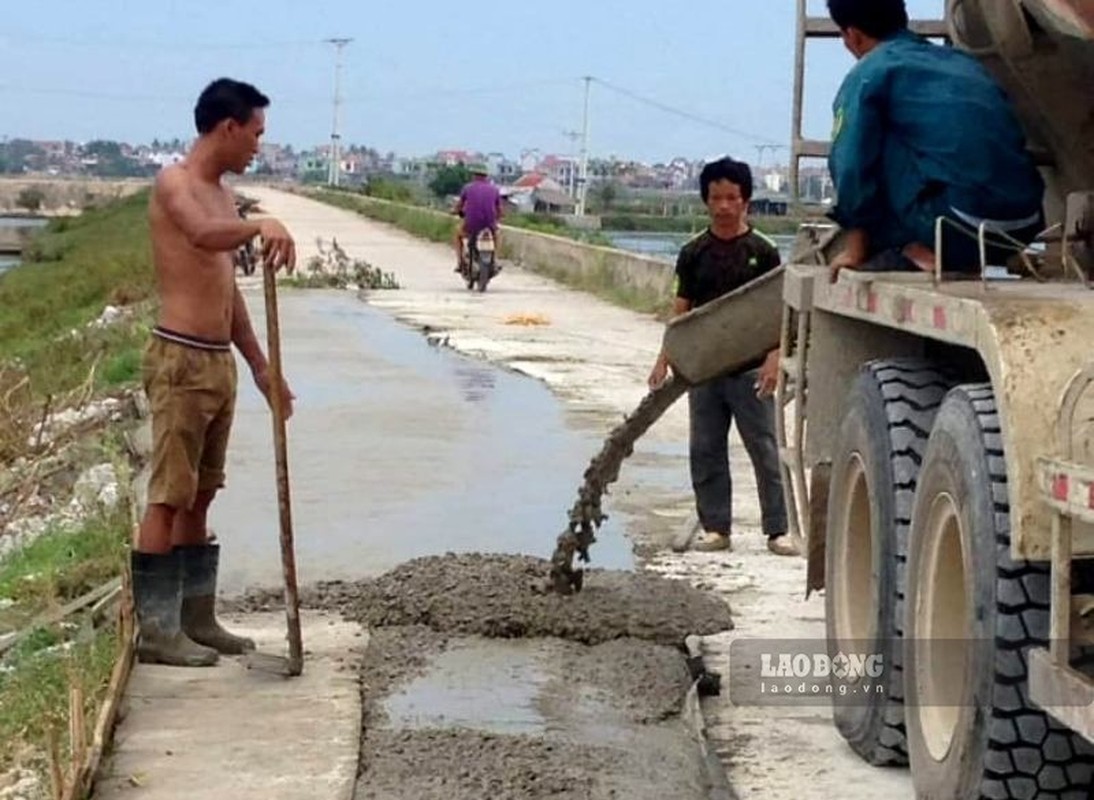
xmin=905 ymin=384 xmax=1094 ymax=799
xmin=826 ymin=360 xmax=952 ymax=766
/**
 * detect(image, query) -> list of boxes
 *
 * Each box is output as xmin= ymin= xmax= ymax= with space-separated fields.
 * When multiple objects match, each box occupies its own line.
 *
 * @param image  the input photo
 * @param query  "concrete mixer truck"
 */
xmin=663 ymin=2 xmax=1094 ymax=796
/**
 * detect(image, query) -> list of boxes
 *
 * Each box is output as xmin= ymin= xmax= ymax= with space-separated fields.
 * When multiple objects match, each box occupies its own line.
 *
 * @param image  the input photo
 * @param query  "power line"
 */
xmin=0 ymin=78 xmax=571 ymax=107
xmin=345 ymin=78 xmax=574 ymax=103
xmin=0 ymin=82 xmax=331 ymax=107
xmin=754 ymin=143 xmax=788 ymax=167
xmin=1 ymin=71 xmax=786 ymax=159
xmin=0 ymin=83 xmax=183 ymax=102
xmin=0 ymin=33 xmax=329 ymax=52
xmin=590 ymin=76 xmax=780 ymax=146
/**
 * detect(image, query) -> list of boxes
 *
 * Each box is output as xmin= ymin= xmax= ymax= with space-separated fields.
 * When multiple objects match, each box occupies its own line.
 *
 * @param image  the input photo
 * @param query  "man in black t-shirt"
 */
xmin=648 ymin=157 xmax=798 ymax=557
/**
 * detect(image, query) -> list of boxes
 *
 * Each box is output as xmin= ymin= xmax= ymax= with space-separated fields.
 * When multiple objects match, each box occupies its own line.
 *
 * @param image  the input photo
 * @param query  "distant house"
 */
xmin=762 ymin=172 xmax=778 ymax=193
xmin=393 ymin=157 xmax=427 ymax=177
xmin=258 ymin=143 xmax=297 ymax=175
xmin=519 ymin=149 xmax=541 ymax=173
xmin=504 ymin=174 xmax=576 ymax=214
xmin=435 ymin=149 xmax=475 ymax=167
xmin=663 ymin=157 xmax=693 ymax=190
xmin=149 ymin=152 xmax=185 ymax=168
xmin=751 ymin=193 xmax=790 ymax=216
xmin=535 ymin=155 xmax=578 ymax=191
xmin=485 ymin=152 xmax=520 ymax=183
xmin=532 ymin=186 xmax=576 ymax=214
xmin=296 ymin=155 xmax=327 ymax=176
xmin=512 ymin=173 xmax=547 ymax=190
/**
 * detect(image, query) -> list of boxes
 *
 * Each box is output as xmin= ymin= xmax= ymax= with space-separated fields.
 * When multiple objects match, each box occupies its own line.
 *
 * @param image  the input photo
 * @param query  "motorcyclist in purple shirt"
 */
xmin=453 ymin=164 xmax=502 ymax=273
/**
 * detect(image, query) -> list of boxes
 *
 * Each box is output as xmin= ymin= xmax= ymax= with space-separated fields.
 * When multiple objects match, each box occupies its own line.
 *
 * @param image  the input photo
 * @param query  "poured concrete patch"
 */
xmin=356 ymin=628 xmax=719 ymax=800
xmin=376 ymin=633 xmax=691 ymax=732
xmin=287 ymin=554 xmax=737 ymax=800
xmin=311 ymin=553 xmax=733 ymax=646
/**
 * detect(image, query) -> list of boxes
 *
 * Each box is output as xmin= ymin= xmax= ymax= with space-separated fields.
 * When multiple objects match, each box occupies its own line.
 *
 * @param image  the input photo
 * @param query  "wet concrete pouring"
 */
xmin=223 ymin=289 xmax=733 ymax=798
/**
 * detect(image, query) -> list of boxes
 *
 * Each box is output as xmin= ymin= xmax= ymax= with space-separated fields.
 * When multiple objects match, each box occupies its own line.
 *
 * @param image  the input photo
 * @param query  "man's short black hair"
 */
xmin=827 ymin=0 xmax=909 ymax=39
xmin=194 ymin=78 xmax=270 ymax=134
xmin=699 ymin=157 xmax=753 ymax=203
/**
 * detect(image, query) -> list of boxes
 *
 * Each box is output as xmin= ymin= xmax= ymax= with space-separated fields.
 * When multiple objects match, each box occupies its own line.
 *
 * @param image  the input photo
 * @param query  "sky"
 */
xmin=0 ymin=0 xmax=945 ymax=164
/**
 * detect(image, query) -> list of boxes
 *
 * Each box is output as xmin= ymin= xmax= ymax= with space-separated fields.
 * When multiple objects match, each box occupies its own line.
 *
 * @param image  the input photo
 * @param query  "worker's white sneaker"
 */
xmin=692 ymin=532 xmax=731 ymax=552
xmin=766 ymin=534 xmax=802 ymax=557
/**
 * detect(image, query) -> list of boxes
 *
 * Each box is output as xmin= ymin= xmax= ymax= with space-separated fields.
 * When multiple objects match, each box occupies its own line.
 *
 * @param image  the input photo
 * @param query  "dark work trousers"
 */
xmin=688 ymin=368 xmax=788 ymax=537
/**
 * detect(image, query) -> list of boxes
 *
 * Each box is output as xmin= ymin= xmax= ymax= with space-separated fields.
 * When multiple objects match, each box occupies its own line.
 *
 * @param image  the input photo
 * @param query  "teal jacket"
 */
xmin=829 ymin=31 xmax=1043 ymax=244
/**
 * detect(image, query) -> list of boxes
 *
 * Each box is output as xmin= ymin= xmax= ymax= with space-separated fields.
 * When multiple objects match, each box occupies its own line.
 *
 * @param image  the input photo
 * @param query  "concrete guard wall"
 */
xmin=0 ymin=225 xmax=34 ymax=253
xmin=0 ymin=178 xmax=148 ymax=214
xmin=500 ymin=226 xmax=674 ymax=299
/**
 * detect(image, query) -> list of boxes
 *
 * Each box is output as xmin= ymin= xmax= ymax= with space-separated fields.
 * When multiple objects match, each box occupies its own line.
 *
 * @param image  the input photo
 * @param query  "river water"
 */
xmin=0 ymin=215 xmax=48 ymax=274
xmin=604 ymin=230 xmax=796 ymax=262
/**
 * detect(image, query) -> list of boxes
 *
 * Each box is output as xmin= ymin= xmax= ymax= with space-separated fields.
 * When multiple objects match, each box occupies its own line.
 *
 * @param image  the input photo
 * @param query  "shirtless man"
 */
xmin=133 ymin=78 xmax=296 ymax=666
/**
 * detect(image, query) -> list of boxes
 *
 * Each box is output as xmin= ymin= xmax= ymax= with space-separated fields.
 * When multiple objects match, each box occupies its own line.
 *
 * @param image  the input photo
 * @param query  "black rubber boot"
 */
xmin=179 ymin=543 xmax=255 ymax=655
xmin=131 ymin=551 xmax=218 ymax=667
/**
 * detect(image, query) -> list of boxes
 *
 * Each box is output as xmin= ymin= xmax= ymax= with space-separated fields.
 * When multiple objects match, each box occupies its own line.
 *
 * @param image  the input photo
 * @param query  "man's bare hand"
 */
xmin=258 ymin=219 xmax=296 ymax=274
xmin=756 ymin=350 xmax=780 ymax=398
xmin=648 ymin=358 xmax=670 ymax=391
xmin=253 ymin=367 xmax=296 ymax=420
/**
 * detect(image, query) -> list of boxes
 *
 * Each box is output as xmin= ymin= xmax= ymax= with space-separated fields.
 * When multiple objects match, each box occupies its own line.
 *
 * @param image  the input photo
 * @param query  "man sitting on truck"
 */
xmin=826 ymin=0 xmax=1045 ymax=280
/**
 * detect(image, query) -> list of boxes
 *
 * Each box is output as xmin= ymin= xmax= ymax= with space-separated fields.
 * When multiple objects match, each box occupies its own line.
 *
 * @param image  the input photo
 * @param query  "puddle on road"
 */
xmin=216 ymin=292 xmax=657 ymax=591
xmin=382 ymin=637 xmax=653 ymax=747
xmin=383 ymin=639 xmax=550 ymax=735
xmin=356 ymin=622 xmax=719 ymax=800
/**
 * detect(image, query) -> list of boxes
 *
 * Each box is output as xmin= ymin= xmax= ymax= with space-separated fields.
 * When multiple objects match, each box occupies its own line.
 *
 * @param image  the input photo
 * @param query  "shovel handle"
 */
xmin=262 ymin=261 xmax=304 ymax=676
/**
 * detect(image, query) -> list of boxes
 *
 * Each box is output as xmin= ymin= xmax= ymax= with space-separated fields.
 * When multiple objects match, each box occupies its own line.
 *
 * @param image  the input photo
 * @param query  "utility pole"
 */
xmin=562 ymin=130 xmax=581 ymax=198
xmin=325 ymin=37 xmax=352 ymax=187
xmin=576 ymin=76 xmax=592 ymax=217
xmin=754 ymin=143 xmax=786 ymax=168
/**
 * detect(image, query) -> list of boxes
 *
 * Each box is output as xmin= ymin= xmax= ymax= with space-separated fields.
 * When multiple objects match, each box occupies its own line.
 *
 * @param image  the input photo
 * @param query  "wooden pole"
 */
xmin=262 ymin=262 xmax=303 ymax=676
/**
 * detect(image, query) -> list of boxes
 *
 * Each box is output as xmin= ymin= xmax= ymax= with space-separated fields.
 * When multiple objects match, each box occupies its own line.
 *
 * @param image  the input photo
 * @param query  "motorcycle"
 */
xmin=460 ymin=229 xmax=498 ymax=293
xmin=233 ymin=198 xmax=259 ymax=276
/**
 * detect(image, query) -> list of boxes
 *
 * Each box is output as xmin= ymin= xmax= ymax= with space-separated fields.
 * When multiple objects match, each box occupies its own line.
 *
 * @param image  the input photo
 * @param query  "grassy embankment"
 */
xmin=0 ymin=192 xmax=154 ymax=403
xmin=0 ymin=192 xmax=154 ymax=787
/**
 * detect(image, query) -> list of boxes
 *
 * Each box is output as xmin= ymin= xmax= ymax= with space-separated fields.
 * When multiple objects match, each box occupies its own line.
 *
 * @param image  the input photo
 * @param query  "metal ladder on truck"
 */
xmin=777 ymin=1 xmax=948 ymax=550
xmin=1031 ymin=364 xmax=1094 ymax=743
